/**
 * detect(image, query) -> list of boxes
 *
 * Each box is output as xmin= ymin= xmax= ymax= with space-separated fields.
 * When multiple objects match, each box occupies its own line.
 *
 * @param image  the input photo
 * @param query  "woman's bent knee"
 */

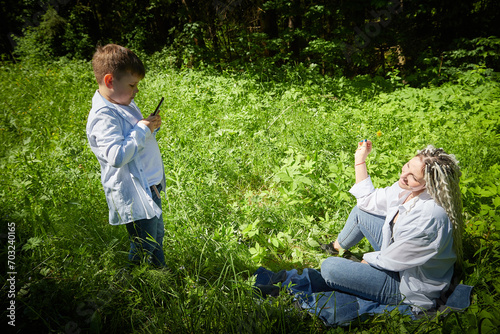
xmin=321 ymin=257 xmax=352 ymax=283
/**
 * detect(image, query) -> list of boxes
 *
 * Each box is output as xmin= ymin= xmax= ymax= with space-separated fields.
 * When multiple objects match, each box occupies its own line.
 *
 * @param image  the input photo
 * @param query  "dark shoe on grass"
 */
xmin=320 ymin=242 xmax=361 ymax=262
xmin=320 ymin=242 xmax=339 ymax=255
xmin=343 ymin=252 xmax=361 ymax=263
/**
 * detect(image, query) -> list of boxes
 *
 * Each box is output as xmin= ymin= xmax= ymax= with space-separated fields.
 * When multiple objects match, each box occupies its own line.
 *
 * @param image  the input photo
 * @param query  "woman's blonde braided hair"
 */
xmin=417 ymin=145 xmax=463 ymax=268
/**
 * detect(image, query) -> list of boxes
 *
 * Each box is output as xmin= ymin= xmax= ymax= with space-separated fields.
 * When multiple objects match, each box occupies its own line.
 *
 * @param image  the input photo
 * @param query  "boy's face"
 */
xmin=104 ymin=72 xmax=142 ymax=105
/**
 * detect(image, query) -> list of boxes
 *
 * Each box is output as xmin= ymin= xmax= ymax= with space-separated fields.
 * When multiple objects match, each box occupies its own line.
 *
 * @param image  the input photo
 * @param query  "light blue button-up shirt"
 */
xmin=350 ymin=177 xmax=456 ymax=311
xmin=86 ymin=91 xmax=166 ymax=225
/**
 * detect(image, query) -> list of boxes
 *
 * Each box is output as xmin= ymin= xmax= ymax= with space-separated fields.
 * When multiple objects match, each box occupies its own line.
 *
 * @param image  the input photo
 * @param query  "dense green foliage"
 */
xmin=1 ymin=56 xmax=500 ymax=332
xmin=3 ymin=0 xmax=500 ymax=77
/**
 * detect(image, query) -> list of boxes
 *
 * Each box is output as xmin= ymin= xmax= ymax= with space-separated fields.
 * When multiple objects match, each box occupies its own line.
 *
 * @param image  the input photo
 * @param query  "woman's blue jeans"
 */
xmin=125 ymin=184 xmax=166 ymax=267
xmin=321 ymin=206 xmax=402 ymax=305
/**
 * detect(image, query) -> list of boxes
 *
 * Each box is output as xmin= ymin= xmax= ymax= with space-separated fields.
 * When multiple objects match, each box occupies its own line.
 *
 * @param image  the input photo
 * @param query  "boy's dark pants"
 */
xmin=125 ymin=184 xmax=166 ymax=267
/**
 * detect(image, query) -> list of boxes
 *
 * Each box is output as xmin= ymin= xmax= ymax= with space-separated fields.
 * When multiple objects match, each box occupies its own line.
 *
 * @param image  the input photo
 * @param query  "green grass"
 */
xmin=1 ymin=58 xmax=500 ymax=333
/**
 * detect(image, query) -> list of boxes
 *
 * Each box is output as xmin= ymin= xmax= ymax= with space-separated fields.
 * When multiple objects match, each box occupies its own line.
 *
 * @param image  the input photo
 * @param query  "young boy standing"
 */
xmin=86 ymin=44 xmax=166 ymax=267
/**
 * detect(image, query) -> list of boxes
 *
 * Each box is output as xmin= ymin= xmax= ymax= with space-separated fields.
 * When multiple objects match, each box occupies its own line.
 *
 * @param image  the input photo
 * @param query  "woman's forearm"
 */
xmin=354 ymin=140 xmax=371 ymax=183
xmin=355 ymin=160 xmax=369 ymax=183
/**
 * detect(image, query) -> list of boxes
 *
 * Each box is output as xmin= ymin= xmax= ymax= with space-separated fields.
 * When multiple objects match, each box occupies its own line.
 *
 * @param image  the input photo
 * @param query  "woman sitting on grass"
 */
xmin=320 ymin=140 xmax=463 ymax=313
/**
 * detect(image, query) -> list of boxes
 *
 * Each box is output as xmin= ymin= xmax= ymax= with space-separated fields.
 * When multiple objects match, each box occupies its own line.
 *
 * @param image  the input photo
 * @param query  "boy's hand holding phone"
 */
xmin=140 ymin=97 xmax=163 ymax=133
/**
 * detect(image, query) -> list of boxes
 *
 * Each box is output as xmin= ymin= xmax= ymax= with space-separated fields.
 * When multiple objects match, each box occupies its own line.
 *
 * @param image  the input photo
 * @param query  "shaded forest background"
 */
xmin=1 ymin=0 xmax=500 ymax=80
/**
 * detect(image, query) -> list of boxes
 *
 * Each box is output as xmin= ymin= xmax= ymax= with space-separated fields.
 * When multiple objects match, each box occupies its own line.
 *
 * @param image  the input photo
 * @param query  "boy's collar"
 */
xmin=94 ymin=90 xmax=139 ymax=127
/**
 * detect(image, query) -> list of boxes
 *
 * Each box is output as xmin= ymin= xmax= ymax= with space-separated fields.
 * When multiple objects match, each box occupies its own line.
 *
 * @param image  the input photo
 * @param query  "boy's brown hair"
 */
xmin=92 ymin=44 xmax=145 ymax=84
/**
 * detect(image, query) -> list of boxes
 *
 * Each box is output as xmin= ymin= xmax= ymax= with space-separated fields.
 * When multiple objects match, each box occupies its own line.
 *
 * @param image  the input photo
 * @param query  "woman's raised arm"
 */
xmin=355 ymin=139 xmax=372 ymax=184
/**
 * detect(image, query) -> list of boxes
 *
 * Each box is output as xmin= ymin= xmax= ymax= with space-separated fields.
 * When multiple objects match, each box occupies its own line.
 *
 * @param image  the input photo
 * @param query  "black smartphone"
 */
xmin=152 ymin=97 xmax=164 ymax=116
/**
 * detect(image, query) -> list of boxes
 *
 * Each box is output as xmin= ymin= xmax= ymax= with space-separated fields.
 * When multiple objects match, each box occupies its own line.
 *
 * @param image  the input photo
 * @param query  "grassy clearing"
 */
xmin=1 ymin=59 xmax=500 ymax=333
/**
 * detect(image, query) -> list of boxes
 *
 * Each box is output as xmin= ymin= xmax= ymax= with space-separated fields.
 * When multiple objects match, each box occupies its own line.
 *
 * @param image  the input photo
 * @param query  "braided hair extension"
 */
xmin=417 ymin=145 xmax=464 ymax=268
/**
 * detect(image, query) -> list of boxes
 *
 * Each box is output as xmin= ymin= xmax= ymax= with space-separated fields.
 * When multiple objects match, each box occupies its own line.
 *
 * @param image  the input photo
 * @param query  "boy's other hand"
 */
xmin=140 ymin=114 xmax=162 ymax=133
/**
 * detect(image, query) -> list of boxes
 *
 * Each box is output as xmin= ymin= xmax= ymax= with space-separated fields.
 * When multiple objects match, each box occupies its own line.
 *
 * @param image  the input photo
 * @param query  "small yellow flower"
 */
xmin=377 ymin=130 xmax=382 ymax=137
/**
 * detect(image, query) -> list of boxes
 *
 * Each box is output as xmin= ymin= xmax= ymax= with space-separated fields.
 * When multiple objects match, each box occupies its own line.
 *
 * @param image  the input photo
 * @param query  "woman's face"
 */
xmin=399 ymin=156 xmax=426 ymax=192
